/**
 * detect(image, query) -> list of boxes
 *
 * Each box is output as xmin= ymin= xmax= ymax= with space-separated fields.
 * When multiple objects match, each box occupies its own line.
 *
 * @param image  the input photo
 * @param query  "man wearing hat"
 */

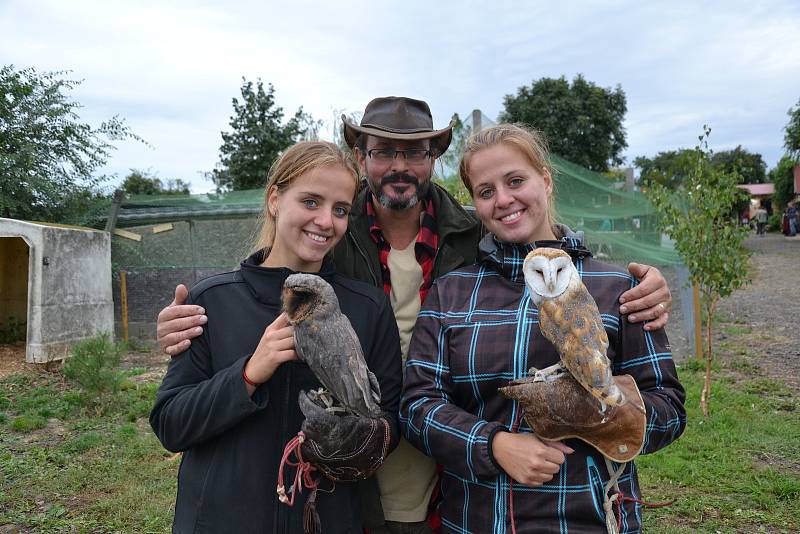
xmin=155 ymin=96 xmax=673 ymax=533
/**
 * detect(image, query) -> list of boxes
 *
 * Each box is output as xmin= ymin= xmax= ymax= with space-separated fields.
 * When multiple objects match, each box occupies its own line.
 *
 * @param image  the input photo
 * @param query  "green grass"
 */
xmin=638 ymin=364 xmax=800 ymax=533
xmin=0 ymin=343 xmax=177 ymax=533
xmin=1 ymin=333 xmax=799 ymax=532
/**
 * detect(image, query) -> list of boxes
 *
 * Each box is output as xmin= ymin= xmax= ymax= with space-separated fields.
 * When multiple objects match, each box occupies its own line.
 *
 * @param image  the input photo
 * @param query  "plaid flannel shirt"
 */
xmin=400 ymin=234 xmax=686 ymax=534
xmin=366 ymin=190 xmax=438 ymax=303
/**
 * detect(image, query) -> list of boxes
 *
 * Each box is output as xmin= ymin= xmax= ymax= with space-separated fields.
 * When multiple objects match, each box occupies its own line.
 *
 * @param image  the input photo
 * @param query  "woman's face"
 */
xmin=266 ymin=164 xmax=355 ymax=272
xmin=467 ymin=143 xmax=556 ymax=245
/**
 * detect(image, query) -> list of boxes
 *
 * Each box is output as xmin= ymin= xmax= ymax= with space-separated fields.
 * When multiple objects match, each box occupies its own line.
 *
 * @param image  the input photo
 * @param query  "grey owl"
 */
xmin=282 ymin=273 xmax=382 ymax=418
xmin=523 ymin=248 xmax=625 ymax=412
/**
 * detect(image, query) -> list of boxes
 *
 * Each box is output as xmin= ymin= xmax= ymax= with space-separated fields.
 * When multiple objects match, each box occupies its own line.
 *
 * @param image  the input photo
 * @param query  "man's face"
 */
xmin=355 ymin=135 xmax=436 ymax=211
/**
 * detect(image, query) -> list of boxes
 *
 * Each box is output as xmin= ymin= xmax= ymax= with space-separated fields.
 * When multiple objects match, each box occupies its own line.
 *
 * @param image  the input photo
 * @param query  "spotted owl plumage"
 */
xmin=523 ymin=247 xmax=625 ymax=409
xmin=282 ymin=273 xmax=382 ymax=418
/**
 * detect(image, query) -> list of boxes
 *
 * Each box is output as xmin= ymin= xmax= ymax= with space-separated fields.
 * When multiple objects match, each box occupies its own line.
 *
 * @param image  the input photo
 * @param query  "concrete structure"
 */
xmin=0 ymin=218 xmax=113 ymax=363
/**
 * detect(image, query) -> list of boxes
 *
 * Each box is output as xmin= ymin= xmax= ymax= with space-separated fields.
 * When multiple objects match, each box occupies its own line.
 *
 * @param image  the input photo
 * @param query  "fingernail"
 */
xmin=629 ymin=315 xmax=637 ymax=322
xmin=620 ymin=305 xmax=628 ymax=313
xmin=199 ymin=315 xmax=208 ymax=323
xmin=567 ymin=447 xmax=575 ymax=454
xmin=198 ymin=307 xmax=205 ymax=314
xmin=194 ymin=327 xmax=203 ymax=334
xmin=619 ymin=297 xmax=626 ymax=304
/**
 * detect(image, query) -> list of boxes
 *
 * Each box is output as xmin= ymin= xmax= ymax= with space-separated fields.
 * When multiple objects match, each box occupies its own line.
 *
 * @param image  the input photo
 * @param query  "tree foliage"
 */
xmin=122 ymin=169 xmax=190 ymax=195
xmin=644 ymin=126 xmax=751 ymax=417
xmin=210 ymin=78 xmax=312 ymax=191
xmin=637 ymin=145 xmax=766 ymax=189
xmin=500 ymin=74 xmax=627 ymax=172
xmin=434 ymin=113 xmax=472 ymax=206
xmin=769 ymin=155 xmax=797 ymax=209
xmin=0 ymin=65 xmax=139 ymax=223
xmin=784 ymin=97 xmax=800 ymax=160
xmin=711 ymin=146 xmax=767 ymax=184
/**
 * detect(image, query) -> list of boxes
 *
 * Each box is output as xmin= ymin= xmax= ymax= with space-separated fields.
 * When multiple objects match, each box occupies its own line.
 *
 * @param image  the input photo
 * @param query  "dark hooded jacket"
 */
xmin=150 ymin=251 xmax=402 ymax=534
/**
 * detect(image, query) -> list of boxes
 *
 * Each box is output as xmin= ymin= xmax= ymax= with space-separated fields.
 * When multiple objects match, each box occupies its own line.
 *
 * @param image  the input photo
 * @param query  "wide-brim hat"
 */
xmin=342 ymin=96 xmax=455 ymax=156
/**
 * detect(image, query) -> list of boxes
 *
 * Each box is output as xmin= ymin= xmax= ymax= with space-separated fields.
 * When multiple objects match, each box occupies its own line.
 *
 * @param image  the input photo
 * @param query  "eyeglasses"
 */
xmin=366 ymin=148 xmax=432 ymax=164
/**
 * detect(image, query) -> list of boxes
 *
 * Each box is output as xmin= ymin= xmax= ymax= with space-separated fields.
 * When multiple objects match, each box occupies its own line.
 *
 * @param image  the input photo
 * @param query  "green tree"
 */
xmin=0 ymin=65 xmax=140 ymax=222
xmin=769 ymin=155 xmax=796 ymax=209
xmin=644 ymin=126 xmax=751 ymax=417
xmin=122 ymin=169 xmax=190 ymax=195
xmin=211 ymin=78 xmax=311 ymax=191
xmin=634 ymin=150 xmax=695 ymax=189
xmin=784 ymin=97 xmax=800 ymax=160
xmin=434 ymin=113 xmax=472 ymax=206
xmin=711 ymin=146 xmax=767 ymax=184
xmin=500 ymin=74 xmax=627 ymax=172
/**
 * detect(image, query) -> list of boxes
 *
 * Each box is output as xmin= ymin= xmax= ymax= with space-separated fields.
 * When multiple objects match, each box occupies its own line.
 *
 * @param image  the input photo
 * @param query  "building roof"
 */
xmin=737 ymin=183 xmax=775 ymax=196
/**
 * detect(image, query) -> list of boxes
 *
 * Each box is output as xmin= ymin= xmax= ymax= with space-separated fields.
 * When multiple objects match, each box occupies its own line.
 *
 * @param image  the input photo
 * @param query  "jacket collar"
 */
xmin=239 ymin=250 xmax=337 ymax=306
xmin=478 ymin=224 xmax=592 ymax=282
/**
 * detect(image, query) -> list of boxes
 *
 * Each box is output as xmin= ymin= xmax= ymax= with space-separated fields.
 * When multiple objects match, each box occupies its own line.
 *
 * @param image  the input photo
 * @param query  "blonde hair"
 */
xmin=251 ymin=141 xmax=359 ymax=254
xmin=459 ymin=123 xmax=559 ymax=232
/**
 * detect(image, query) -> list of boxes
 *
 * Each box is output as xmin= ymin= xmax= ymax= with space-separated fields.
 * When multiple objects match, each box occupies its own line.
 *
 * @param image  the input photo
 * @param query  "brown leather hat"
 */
xmin=342 ymin=96 xmax=455 ymax=155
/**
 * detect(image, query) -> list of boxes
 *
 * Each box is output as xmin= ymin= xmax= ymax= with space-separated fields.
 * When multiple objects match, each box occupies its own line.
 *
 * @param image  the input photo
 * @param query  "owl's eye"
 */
xmin=557 ymin=268 xmax=563 ymax=274
xmin=536 ymin=269 xmax=543 ymax=275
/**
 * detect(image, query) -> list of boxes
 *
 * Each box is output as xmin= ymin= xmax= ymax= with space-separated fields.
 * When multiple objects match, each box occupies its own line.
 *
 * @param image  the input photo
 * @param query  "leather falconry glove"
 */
xmin=298 ymin=388 xmax=391 ymax=482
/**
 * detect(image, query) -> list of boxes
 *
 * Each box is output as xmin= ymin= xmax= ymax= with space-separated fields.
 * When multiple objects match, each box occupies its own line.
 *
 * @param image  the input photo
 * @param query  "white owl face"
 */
xmin=523 ymin=252 xmax=575 ymax=305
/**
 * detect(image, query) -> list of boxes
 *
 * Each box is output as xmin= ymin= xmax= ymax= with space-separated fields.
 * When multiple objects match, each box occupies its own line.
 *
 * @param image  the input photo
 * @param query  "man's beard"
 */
xmin=370 ymin=172 xmax=431 ymax=211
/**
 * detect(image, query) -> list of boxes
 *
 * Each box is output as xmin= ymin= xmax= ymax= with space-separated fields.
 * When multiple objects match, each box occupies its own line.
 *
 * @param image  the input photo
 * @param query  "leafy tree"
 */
xmin=122 ymin=169 xmax=190 ymax=195
xmin=769 ymin=155 xmax=797 ymax=209
xmin=634 ymin=150 xmax=695 ymax=189
xmin=434 ymin=113 xmax=472 ymax=205
xmin=637 ymin=146 xmax=767 ymax=189
xmin=211 ymin=78 xmax=311 ymax=191
xmin=644 ymin=126 xmax=751 ymax=417
xmin=500 ymin=74 xmax=627 ymax=172
xmin=0 ymin=65 xmax=140 ymax=222
xmin=711 ymin=146 xmax=767 ymax=184
xmin=784 ymin=97 xmax=800 ymax=160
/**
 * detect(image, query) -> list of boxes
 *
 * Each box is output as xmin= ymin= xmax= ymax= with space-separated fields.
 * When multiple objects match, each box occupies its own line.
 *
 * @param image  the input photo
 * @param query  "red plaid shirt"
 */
xmin=365 ymin=191 xmax=439 ymax=303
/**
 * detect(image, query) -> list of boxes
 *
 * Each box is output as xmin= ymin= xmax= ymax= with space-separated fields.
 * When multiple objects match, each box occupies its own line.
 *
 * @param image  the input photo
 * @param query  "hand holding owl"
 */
xmin=243 ymin=312 xmax=298 ymax=390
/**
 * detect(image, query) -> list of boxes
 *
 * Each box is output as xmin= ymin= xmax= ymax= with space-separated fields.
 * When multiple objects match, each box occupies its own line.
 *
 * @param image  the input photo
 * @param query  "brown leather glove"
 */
xmin=298 ymin=389 xmax=391 ymax=482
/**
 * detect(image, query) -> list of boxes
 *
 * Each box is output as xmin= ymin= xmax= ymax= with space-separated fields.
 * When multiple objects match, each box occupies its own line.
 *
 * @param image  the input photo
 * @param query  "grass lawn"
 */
xmin=1 ymin=335 xmax=798 ymax=533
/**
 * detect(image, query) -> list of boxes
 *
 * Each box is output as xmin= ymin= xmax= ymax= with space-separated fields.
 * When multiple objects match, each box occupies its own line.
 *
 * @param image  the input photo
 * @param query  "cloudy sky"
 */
xmin=2 ymin=0 xmax=798 ymax=193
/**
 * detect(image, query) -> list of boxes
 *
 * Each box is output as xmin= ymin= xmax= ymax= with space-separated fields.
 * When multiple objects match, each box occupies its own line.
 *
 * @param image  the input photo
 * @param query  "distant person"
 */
xmin=788 ymin=203 xmax=798 ymax=237
xmin=754 ymin=205 xmax=768 ymax=237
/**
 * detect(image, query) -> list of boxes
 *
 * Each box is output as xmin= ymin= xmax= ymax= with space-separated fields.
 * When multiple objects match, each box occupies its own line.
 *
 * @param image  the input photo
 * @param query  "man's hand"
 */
xmin=620 ymin=263 xmax=672 ymax=331
xmin=157 ymin=285 xmax=207 ymax=356
xmin=491 ymin=431 xmax=573 ymax=487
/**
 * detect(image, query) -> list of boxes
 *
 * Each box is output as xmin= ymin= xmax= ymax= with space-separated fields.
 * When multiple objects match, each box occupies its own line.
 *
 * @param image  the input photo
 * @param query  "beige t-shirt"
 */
xmin=376 ymin=244 xmax=438 ymax=522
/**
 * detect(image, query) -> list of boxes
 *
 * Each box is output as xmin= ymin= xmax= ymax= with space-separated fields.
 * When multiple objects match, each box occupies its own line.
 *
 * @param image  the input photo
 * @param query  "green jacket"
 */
xmin=332 ymin=182 xmax=482 ymax=287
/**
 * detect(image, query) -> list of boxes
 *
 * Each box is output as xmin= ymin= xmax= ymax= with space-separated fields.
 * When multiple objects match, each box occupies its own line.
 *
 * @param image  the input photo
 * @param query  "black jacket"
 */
xmin=331 ymin=182 xmax=482 ymax=286
xmin=150 ymin=252 xmax=403 ymax=534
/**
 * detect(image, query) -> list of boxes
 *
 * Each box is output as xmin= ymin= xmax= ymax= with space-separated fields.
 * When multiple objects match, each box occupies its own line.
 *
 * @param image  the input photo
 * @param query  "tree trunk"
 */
xmin=700 ymin=299 xmax=717 ymax=417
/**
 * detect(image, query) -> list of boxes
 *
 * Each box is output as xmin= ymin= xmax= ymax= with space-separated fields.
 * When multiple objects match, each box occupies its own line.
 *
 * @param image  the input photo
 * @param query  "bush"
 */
xmin=62 ymin=335 xmax=125 ymax=411
xmin=768 ymin=212 xmax=783 ymax=232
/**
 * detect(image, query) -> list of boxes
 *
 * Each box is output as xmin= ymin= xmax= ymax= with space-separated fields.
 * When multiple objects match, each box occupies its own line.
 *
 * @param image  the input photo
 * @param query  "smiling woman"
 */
xmin=149 ymin=140 xmax=404 ymax=534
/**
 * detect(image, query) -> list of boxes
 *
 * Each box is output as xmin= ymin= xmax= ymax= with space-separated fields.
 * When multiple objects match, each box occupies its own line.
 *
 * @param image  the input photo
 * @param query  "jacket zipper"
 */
xmin=349 ymin=230 xmax=380 ymax=287
xmin=276 ymin=366 xmax=292 ymax=534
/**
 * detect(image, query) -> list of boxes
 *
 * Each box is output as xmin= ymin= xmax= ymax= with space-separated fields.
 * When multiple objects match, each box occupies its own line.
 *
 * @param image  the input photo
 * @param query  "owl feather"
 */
xmin=282 ymin=273 xmax=382 ymax=418
xmin=523 ymin=248 xmax=625 ymax=409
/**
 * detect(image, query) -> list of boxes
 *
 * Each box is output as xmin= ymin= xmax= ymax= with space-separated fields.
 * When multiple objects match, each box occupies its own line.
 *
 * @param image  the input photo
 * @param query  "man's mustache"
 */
xmin=381 ymin=173 xmax=418 ymax=187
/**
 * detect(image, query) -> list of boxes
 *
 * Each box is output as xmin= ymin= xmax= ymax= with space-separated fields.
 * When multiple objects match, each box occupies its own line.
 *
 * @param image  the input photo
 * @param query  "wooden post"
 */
xmin=693 ymin=284 xmax=702 ymax=360
xmin=120 ymin=270 xmax=129 ymax=344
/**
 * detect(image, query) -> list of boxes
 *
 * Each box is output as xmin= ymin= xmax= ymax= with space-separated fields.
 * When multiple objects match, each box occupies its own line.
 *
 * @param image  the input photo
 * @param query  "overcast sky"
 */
xmin=2 ymin=0 xmax=798 ymax=193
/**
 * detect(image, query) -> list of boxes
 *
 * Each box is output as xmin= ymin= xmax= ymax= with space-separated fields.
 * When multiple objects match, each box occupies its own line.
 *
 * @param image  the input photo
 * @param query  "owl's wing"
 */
xmin=294 ymin=314 xmax=381 ymax=417
xmin=560 ymin=286 xmax=624 ymax=406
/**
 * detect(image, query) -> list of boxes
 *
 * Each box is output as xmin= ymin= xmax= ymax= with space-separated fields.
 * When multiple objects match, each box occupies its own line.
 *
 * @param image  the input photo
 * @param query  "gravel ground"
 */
xmin=662 ymin=232 xmax=800 ymax=390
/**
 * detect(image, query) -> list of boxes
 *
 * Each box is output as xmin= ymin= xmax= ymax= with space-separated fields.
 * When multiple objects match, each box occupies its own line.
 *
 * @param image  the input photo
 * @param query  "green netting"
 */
xmin=111 ymin=155 xmax=679 ymax=270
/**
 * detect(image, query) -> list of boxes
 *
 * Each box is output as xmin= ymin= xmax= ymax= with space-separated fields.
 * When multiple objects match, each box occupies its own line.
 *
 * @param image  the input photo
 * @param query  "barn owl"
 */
xmin=282 ymin=273 xmax=382 ymax=418
xmin=523 ymin=248 xmax=625 ymax=414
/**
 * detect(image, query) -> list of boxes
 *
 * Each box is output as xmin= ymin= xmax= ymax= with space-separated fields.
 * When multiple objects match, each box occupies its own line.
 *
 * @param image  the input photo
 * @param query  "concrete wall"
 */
xmin=0 ymin=218 xmax=113 ymax=363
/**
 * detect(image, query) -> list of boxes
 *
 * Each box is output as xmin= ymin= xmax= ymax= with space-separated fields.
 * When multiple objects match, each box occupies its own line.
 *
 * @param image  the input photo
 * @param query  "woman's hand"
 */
xmin=620 ymin=263 xmax=672 ymax=330
xmin=243 ymin=313 xmax=298 ymax=395
xmin=491 ymin=431 xmax=574 ymax=487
